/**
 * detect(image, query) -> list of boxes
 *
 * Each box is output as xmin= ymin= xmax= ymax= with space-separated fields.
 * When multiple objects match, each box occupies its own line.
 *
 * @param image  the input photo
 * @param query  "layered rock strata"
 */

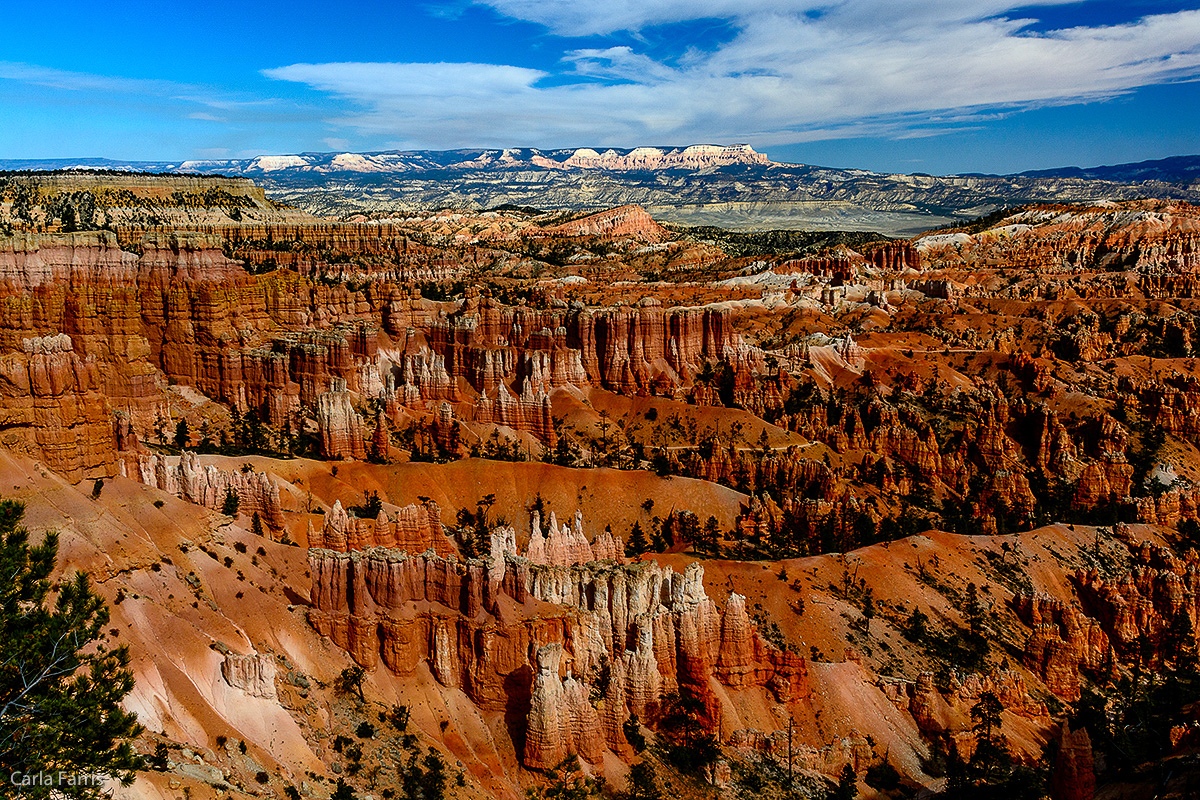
xmin=307 ymin=535 xmax=807 ymax=768
xmin=309 ymin=498 xmax=452 ymax=556
xmin=129 ymin=451 xmax=286 ymax=531
xmin=0 ymin=334 xmax=116 ymax=480
xmin=221 ymin=652 xmax=278 ymax=699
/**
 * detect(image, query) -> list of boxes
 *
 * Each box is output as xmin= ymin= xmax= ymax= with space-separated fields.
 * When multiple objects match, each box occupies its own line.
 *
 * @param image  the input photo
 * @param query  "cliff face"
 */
xmin=309 ymin=498 xmax=451 ymax=556
xmin=307 ymin=513 xmax=806 ymax=769
xmin=1015 ymin=532 xmax=1200 ymax=701
xmin=916 ymin=202 xmax=1200 ymax=274
xmin=404 ymin=294 xmax=736 ymax=398
xmin=0 ymin=227 xmax=754 ymax=471
xmin=220 ymin=652 xmax=278 ymax=699
xmin=0 ymin=334 xmax=115 ymax=480
xmin=127 ymin=451 xmax=286 ymax=532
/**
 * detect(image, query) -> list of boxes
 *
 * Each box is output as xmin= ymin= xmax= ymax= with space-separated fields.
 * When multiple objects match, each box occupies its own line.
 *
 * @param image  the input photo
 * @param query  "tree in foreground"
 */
xmin=0 ymin=496 xmax=144 ymax=797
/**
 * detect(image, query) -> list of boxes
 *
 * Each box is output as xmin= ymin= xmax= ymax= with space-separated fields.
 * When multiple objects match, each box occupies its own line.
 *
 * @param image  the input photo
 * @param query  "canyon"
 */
xmin=3 ymin=172 xmax=1200 ymax=799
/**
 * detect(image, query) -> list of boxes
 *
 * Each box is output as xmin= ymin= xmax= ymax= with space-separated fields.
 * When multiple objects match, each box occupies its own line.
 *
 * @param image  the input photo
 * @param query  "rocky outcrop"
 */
xmin=1051 ymin=722 xmax=1095 ymax=800
xmin=523 ymin=644 xmax=605 ymax=768
xmin=0 ymin=231 xmax=139 ymax=290
xmin=317 ymin=379 xmax=367 ymax=460
xmin=524 ymin=510 xmax=621 ymax=566
xmin=535 ymin=205 xmax=669 ymax=243
xmin=1013 ymin=594 xmax=1111 ymax=701
xmin=0 ymin=334 xmax=116 ymax=480
xmin=917 ymin=202 xmax=1200 ymax=274
xmin=310 ymin=499 xmax=452 ymax=556
xmin=885 ymin=669 xmax=1047 ymax=752
xmin=420 ymin=295 xmax=736 ymax=397
xmin=221 ymin=652 xmax=277 ymax=699
xmin=307 ymin=542 xmax=807 ymax=767
xmin=1073 ymin=542 xmax=1200 ymax=666
xmin=472 ymin=383 xmax=556 ymax=445
xmin=129 ymin=451 xmax=285 ymax=531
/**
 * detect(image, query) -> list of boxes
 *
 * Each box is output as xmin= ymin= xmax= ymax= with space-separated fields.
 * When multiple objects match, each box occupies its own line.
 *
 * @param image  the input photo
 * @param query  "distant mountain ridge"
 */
xmin=0 ymin=144 xmax=773 ymax=176
xmin=2 ymin=147 xmax=1197 ymax=236
xmin=1018 ymin=154 xmax=1200 ymax=185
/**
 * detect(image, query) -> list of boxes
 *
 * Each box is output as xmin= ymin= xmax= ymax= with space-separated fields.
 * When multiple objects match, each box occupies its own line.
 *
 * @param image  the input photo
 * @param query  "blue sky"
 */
xmin=0 ymin=0 xmax=1198 ymax=174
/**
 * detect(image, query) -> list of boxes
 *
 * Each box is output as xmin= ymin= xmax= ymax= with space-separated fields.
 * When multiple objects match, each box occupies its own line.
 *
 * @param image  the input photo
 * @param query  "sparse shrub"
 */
xmin=337 ymin=665 xmax=366 ymax=702
xmin=356 ymin=721 xmax=375 ymax=739
xmin=234 ymin=542 xmax=247 ymax=553
xmin=91 ymin=479 xmax=104 ymax=499
xmin=387 ymin=704 xmax=410 ymax=731
xmin=255 ymin=771 xmax=269 ymax=784
xmin=153 ymin=499 xmax=165 ymax=508
xmin=349 ymin=490 xmax=384 ymax=519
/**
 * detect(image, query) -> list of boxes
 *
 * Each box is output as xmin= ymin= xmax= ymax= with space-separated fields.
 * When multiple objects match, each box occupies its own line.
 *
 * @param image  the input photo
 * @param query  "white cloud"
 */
xmin=474 ymin=0 xmax=1081 ymax=36
xmin=262 ymin=5 xmax=1200 ymax=149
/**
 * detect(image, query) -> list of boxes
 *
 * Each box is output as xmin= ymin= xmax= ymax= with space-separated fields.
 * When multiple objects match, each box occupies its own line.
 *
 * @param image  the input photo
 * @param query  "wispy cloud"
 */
xmin=262 ymin=3 xmax=1200 ymax=148
xmin=0 ymin=61 xmax=189 ymax=95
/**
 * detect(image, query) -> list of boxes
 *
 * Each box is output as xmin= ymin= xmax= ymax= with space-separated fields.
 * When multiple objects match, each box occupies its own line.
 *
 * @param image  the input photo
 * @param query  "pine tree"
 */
xmin=0 ymin=496 xmax=143 ymax=797
xmin=222 ymin=487 xmax=240 ymax=516
xmin=174 ymin=418 xmax=190 ymax=450
xmin=624 ymin=762 xmax=661 ymax=800
xmin=835 ymin=763 xmax=858 ymax=800
xmin=626 ymin=522 xmax=648 ymax=557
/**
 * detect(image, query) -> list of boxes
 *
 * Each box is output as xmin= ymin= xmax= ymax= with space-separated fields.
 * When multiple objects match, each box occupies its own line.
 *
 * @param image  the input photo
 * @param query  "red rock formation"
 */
xmin=1013 ymin=594 xmax=1112 ymax=701
xmin=472 ymin=382 xmax=556 ymax=445
xmin=0 ymin=334 xmax=116 ymax=480
xmin=863 ymin=241 xmax=921 ymax=272
xmin=917 ymin=202 xmax=1200 ymax=275
xmin=535 ymin=205 xmax=670 ymax=243
xmin=310 ymin=498 xmax=451 ymax=556
xmin=317 ymin=379 xmax=367 ymax=459
xmin=524 ymin=644 xmax=606 ymax=769
xmin=773 ymin=246 xmax=861 ymax=284
xmin=371 ymin=408 xmax=391 ymax=461
xmin=307 ymin=534 xmax=806 ymax=766
xmin=1051 ymin=722 xmax=1095 ymax=800
xmin=525 ymin=510 xmax=621 ymax=566
xmin=129 ymin=451 xmax=285 ymax=532
xmin=221 ymin=652 xmax=277 ymax=699
xmin=1073 ymin=543 xmax=1200 ymax=665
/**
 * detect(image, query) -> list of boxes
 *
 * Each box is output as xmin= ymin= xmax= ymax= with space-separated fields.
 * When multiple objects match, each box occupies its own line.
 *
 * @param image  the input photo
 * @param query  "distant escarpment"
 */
xmin=10 ymin=147 xmax=1200 ymax=236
